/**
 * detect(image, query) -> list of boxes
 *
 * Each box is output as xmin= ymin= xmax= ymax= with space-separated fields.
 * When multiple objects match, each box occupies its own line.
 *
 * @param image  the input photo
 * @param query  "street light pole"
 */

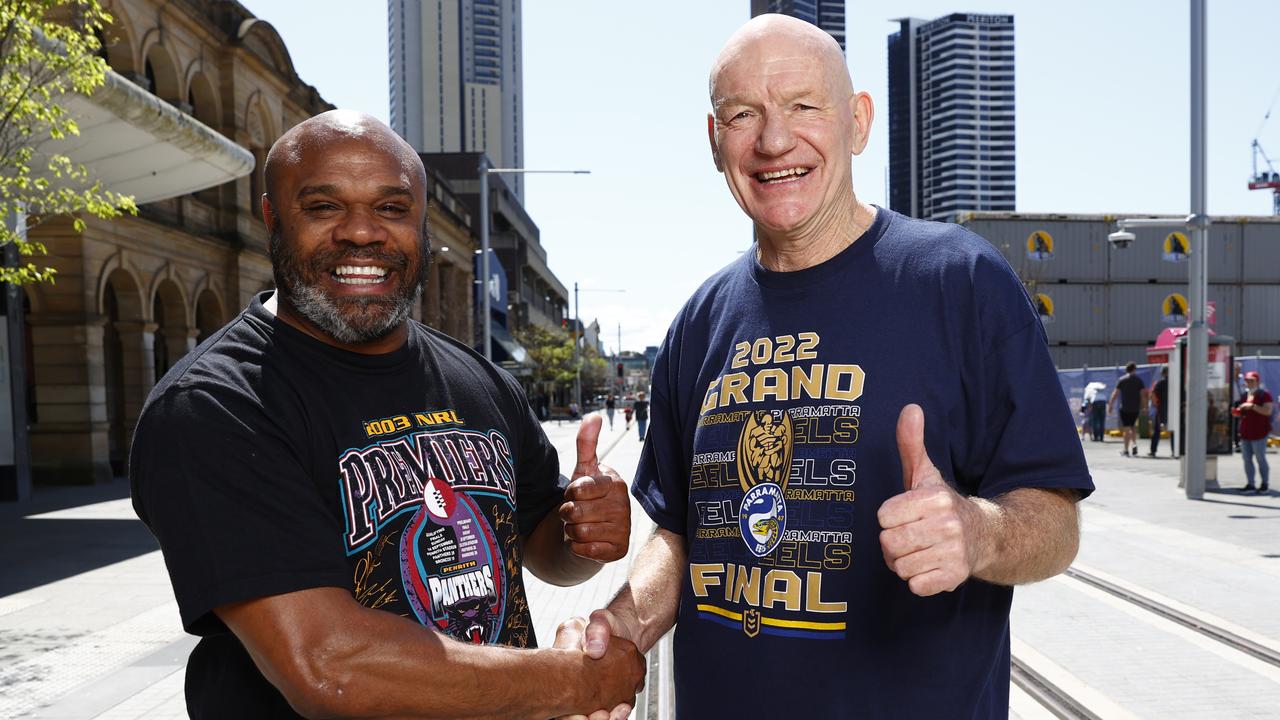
xmin=573 ymin=281 xmax=580 ymax=412
xmin=475 ymin=162 xmax=589 ymax=361
xmin=1186 ymin=0 xmax=1209 ymax=500
xmin=1107 ymin=0 xmax=1209 ymax=499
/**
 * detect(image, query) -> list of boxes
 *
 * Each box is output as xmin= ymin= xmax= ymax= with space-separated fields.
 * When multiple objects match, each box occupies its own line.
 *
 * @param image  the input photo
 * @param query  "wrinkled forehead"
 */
xmin=711 ymin=34 xmax=847 ymax=105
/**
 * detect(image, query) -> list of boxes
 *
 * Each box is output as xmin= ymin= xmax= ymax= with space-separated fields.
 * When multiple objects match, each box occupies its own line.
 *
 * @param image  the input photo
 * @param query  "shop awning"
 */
xmin=33 ymin=68 xmax=254 ymax=204
xmin=490 ymin=323 xmax=531 ymax=367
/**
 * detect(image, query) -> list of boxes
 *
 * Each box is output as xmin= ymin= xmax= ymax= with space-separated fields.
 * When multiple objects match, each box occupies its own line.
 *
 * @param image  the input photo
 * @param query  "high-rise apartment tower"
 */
xmin=750 ymin=0 xmax=846 ymax=52
xmin=888 ymin=13 xmax=1015 ymax=221
xmin=389 ymin=0 xmax=524 ymax=199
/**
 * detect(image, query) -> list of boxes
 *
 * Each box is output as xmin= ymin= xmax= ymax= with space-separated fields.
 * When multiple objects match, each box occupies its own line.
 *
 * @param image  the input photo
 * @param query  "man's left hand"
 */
xmin=877 ymin=404 xmax=993 ymax=597
xmin=560 ymin=415 xmax=631 ymax=563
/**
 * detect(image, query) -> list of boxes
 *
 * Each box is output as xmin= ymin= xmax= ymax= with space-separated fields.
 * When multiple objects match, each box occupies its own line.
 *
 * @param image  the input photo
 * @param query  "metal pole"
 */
xmin=1185 ymin=0 xmax=1208 ymax=499
xmin=478 ymin=157 xmax=491 ymax=361
xmin=573 ymin=282 xmax=581 ymax=411
xmin=617 ymin=322 xmax=622 ymax=395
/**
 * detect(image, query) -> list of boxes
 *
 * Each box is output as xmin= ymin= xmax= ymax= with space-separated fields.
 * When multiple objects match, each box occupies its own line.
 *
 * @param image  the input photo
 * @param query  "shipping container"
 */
xmin=1242 ymin=222 xmax=1280 ymax=283
xmin=963 ymin=218 xmax=1109 ymax=283
xmin=1050 ymin=345 xmax=1113 ymax=370
xmin=1027 ymin=283 xmax=1106 ymax=343
xmin=1106 ymin=225 xmax=1195 ymax=283
xmin=1108 ymin=285 xmax=1191 ymax=344
xmin=1242 ymin=285 xmax=1280 ymax=344
xmin=1207 ymin=222 xmax=1243 ymax=283
xmin=1207 ymin=284 xmax=1241 ymax=339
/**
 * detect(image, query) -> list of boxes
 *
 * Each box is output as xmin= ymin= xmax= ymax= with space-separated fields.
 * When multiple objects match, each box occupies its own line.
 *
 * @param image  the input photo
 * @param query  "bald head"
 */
xmin=264 ymin=110 xmax=425 ymax=206
xmin=710 ymin=14 xmax=852 ymax=108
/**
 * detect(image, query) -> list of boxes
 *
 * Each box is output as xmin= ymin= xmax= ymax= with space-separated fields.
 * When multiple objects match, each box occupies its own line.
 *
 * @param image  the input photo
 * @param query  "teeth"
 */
xmin=335 ymin=276 xmax=384 ymax=285
xmin=758 ymin=167 xmax=810 ymax=181
xmin=334 ymin=265 xmax=388 ymax=277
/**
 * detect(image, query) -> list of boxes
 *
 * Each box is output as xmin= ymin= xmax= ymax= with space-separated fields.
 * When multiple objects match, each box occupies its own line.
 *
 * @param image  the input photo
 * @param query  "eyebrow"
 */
xmin=296 ymin=184 xmax=415 ymax=200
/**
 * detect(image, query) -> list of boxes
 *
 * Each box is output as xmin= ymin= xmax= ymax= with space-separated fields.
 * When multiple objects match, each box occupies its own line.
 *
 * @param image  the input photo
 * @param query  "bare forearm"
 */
xmin=221 ymin=588 xmax=637 ymax=720
xmin=607 ymin=528 xmax=686 ymax=653
xmin=969 ymin=487 xmax=1080 ymax=586
xmin=522 ymin=507 xmax=603 ymax=586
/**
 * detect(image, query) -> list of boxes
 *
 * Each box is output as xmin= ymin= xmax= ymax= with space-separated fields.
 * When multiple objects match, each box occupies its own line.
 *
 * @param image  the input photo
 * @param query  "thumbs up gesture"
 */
xmin=560 ymin=414 xmax=631 ymax=563
xmin=877 ymin=404 xmax=990 ymax=597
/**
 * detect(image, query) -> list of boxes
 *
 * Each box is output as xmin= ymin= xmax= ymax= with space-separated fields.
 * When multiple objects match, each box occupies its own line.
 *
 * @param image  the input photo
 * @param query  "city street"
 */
xmin=1 ymin=424 xmax=1278 ymax=719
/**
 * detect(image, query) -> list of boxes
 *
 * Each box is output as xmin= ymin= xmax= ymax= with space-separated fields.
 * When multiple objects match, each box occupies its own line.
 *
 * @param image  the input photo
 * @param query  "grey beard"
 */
xmin=286 ymin=279 xmax=420 ymax=345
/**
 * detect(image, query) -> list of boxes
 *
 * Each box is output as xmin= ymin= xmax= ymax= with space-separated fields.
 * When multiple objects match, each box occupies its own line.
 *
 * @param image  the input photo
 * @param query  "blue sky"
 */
xmin=244 ymin=1 xmax=1280 ymax=352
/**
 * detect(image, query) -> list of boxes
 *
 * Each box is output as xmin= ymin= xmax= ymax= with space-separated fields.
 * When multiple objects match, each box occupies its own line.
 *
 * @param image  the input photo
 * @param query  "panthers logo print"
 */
xmin=736 ymin=409 xmax=794 ymax=492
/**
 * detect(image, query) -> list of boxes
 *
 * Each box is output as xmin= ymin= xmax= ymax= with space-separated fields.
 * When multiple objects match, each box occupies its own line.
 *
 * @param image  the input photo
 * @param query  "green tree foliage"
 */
xmin=514 ymin=324 xmax=577 ymax=390
xmin=0 ymin=0 xmax=137 ymax=285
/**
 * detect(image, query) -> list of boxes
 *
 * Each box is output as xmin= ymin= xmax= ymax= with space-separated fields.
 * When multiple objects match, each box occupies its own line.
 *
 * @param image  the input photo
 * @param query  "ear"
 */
xmin=707 ymin=113 xmax=724 ymax=173
xmin=261 ymin=195 xmax=277 ymax=233
xmin=849 ymin=91 xmax=874 ymax=156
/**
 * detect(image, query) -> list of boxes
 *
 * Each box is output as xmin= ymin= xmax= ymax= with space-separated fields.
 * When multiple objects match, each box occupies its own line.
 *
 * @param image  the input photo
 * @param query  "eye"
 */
xmin=303 ymin=202 xmax=338 ymax=214
xmin=795 ymin=103 xmax=817 ymax=111
xmin=378 ymin=203 xmax=410 ymax=216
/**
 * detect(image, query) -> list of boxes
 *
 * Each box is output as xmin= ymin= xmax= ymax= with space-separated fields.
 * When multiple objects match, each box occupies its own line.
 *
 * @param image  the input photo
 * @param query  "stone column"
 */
xmin=26 ymin=315 xmax=113 ymax=484
xmin=114 ymin=321 xmax=157 ymax=459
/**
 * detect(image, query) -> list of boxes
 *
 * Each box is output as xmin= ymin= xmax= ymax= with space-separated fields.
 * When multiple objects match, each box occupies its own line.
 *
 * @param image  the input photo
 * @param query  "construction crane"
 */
xmin=1249 ymin=140 xmax=1280 ymax=215
xmin=1250 ymin=86 xmax=1280 ymax=215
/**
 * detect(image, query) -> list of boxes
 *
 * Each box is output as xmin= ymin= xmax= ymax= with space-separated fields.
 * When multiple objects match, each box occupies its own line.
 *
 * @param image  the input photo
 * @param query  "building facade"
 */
xmin=958 ymin=212 xmax=1280 ymax=369
xmin=889 ymin=13 xmax=1015 ymax=221
xmin=750 ymin=0 xmax=845 ymax=51
xmin=24 ymin=0 xmax=477 ymax=486
xmin=389 ymin=0 xmax=525 ymax=199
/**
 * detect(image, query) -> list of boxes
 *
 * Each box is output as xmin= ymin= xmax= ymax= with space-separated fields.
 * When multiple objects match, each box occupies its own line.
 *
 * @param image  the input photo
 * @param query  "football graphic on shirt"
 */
xmin=423 ymin=477 xmax=457 ymax=520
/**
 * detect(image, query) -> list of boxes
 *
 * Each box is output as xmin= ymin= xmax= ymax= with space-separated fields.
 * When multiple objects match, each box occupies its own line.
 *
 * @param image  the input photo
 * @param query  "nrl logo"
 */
xmin=742 ymin=608 xmax=761 ymax=638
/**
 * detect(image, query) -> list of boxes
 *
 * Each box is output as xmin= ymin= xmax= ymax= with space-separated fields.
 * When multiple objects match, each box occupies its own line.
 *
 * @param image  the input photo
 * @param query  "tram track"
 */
xmin=1011 ymin=565 xmax=1280 ymax=718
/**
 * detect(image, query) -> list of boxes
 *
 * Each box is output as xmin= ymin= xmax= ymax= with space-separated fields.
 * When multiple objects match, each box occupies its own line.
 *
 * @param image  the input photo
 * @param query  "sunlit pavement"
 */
xmin=2 ymin=425 xmax=1277 ymax=718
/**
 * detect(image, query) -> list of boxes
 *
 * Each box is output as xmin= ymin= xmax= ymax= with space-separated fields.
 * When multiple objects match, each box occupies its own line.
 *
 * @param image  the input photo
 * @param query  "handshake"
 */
xmin=551 ymin=609 xmax=644 ymax=720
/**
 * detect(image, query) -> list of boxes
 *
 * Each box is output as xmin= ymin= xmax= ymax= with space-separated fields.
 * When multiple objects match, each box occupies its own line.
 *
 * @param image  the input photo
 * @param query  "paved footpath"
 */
xmin=3 ymin=422 xmax=1277 ymax=719
xmin=0 ymin=415 xmax=644 ymax=720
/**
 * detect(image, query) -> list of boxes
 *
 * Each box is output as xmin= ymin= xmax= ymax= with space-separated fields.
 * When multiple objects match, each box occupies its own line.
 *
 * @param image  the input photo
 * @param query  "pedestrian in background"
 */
xmin=1149 ymin=367 xmax=1169 ymax=457
xmin=605 ymin=394 xmax=617 ymax=430
xmin=1237 ymin=371 xmax=1273 ymax=494
xmin=633 ymin=391 xmax=649 ymax=441
xmin=1083 ymin=381 xmax=1108 ymax=442
xmin=1109 ymin=362 xmax=1145 ymax=457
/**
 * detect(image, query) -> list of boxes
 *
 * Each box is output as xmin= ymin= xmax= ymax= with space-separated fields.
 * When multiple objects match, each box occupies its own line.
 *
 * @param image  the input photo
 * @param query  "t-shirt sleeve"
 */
xmin=952 ymin=247 xmax=1095 ymax=500
xmin=498 ymin=371 xmax=563 ymax=538
xmin=632 ymin=327 xmax=689 ymax=535
xmin=130 ymin=385 xmax=350 ymax=635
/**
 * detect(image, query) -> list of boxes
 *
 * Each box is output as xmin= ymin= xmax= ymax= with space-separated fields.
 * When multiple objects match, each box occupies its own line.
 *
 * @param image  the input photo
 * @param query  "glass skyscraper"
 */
xmin=388 ymin=0 xmax=524 ymax=199
xmin=888 ymin=13 xmax=1015 ymax=221
xmin=750 ymin=0 xmax=846 ymax=52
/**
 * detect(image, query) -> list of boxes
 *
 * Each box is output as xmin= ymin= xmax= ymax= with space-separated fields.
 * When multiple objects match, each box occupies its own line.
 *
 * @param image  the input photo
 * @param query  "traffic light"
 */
xmin=616 ymin=362 xmax=624 ymax=378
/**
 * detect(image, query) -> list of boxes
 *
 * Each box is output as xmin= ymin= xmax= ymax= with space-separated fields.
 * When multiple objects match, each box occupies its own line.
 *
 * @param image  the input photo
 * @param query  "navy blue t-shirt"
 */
xmin=632 ymin=208 xmax=1093 ymax=719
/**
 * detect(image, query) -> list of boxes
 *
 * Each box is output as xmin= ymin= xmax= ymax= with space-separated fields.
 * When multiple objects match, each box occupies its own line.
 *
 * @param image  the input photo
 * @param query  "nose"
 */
xmin=755 ymin=109 xmax=796 ymax=158
xmin=333 ymin=204 xmax=385 ymax=246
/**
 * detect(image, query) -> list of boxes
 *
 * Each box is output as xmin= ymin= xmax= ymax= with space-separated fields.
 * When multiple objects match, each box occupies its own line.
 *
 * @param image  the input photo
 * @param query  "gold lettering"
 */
xmin=690 ymin=564 xmax=724 ymax=597
xmin=751 ymin=337 xmax=773 ymax=365
xmin=791 ymin=364 xmax=824 ymax=400
xmin=796 ymin=332 xmax=820 ymax=360
xmin=825 ymin=364 xmax=866 ymax=402
xmin=805 ymin=571 xmax=847 ymax=613
xmin=731 ymin=565 xmax=762 ymax=606
xmin=762 ymin=569 xmax=802 ymax=611
xmin=721 ymin=372 xmax=750 ymax=407
xmin=752 ymin=368 xmax=789 ymax=403
xmin=774 ymin=334 xmax=796 ymax=363
xmin=701 ymin=378 xmax=720 ymax=414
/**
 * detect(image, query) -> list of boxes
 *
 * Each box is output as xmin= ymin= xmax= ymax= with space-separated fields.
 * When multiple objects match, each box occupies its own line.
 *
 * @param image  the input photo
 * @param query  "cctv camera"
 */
xmin=1108 ymin=230 xmax=1136 ymax=249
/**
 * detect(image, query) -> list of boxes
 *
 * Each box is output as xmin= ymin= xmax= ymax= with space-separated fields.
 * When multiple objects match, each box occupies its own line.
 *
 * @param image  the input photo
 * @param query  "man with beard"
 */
xmin=556 ymin=15 xmax=1092 ymax=720
xmin=130 ymin=111 xmax=643 ymax=719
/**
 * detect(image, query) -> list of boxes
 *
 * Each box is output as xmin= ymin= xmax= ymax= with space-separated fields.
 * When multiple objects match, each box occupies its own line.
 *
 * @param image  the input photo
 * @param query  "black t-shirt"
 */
xmin=130 ymin=292 xmax=562 ymax=718
xmin=1153 ymin=377 xmax=1169 ymax=417
xmin=633 ymin=400 xmax=649 ymax=420
xmin=1117 ymin=373 xmax=1145 ymax=413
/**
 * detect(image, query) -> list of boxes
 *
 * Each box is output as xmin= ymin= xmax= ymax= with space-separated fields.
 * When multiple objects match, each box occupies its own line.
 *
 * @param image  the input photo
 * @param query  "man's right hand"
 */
xmin=553 ymin=612 xmax=641 ymax=720
xmin=553 ymin=616 xmax=644 ymax=720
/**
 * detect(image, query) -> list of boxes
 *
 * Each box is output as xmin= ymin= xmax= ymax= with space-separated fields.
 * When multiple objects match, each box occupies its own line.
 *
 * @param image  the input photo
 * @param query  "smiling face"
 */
xmin=263 ymin=111 xmax=430 ymax=353
xmin=708 ymin=16 xmax=872 ymax=243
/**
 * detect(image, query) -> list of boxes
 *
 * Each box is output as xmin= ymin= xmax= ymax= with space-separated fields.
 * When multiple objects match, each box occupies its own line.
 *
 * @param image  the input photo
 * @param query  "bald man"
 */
xmin=131 ymin=111 xmax=643 ymax=719
xmin=556 ymin=16 xmax=1093 ymax=719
